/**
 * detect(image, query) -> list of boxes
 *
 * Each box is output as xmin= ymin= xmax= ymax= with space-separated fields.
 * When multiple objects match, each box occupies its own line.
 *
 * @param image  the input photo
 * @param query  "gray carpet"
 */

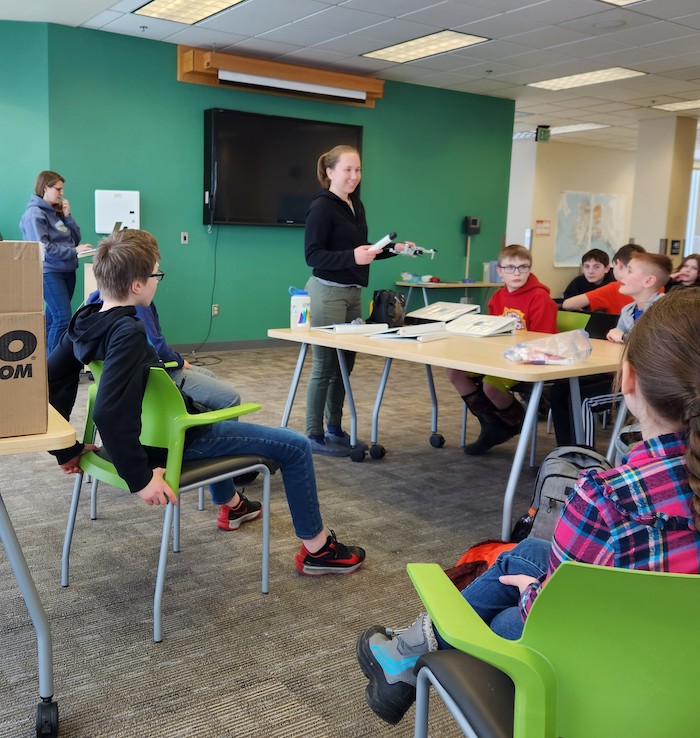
xmin=0 ymin=345 xmax=612 ymax=737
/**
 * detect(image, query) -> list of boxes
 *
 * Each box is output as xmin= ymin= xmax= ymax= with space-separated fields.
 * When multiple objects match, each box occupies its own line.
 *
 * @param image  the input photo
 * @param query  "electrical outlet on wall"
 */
xmin=181 ymin=232 xmax=189 ymax=245
xmin=211 ymin=304 xmax=219 ymax=317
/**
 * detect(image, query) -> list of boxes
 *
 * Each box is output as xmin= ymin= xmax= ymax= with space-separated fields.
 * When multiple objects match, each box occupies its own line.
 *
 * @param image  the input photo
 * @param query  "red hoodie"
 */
xmin=488 ymin=273 xmax=558 ymax=333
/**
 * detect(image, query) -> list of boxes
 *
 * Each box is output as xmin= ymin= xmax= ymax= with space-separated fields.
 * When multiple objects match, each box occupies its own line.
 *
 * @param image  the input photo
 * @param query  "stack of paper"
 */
xmin=312 ymin=323 xmax=389 ymax=335
xmin=371 ymin=322 xmax=449 ymax=342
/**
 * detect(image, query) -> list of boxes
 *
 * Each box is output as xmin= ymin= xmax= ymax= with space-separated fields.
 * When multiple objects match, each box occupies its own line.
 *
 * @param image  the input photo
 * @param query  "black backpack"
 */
xmin=367 ymin=289 xmax=406 ymax=327
xmin=511 ymin=445 xmax=612 ymax=543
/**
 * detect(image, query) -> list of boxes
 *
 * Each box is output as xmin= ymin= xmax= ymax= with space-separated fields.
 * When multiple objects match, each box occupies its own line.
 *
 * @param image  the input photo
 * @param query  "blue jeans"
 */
xmin=44 ymin=271 xmax=76 ymax=355
xmin=183 ymin=420 xmax=323 ymax=540
xmin=436 ymin=538 xmax=552 ymax=644
xmin=304 ymin=277 xmax=362 ymax=437
xmin=168 ymin=365 xmax=241 ymax=409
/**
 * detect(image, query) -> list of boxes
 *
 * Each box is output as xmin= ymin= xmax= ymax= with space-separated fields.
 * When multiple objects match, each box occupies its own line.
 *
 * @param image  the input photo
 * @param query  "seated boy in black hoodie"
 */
xmin=49 ymin=229 xmax=365 ymax=576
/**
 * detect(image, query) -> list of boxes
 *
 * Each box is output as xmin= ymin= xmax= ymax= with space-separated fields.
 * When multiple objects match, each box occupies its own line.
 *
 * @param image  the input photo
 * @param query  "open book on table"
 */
xmin=370 ymin=322 xmax=449 ymax=342
xmin=312 ymin=322 xmax=389 ymax=335
xmin=446 ymin=314 xmax=517 ymax=337
xmin=405 ymin=301 xmax=479 ymax=323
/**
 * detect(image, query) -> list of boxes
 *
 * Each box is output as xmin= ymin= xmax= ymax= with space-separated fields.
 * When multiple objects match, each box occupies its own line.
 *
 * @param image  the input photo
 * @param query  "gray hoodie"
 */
xmin=19 ymin=194 xmax=82 ymax=273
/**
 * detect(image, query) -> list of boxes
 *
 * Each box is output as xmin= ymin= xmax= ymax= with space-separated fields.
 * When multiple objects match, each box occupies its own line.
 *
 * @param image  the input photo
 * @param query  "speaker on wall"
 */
xmin=462 ymin=216 xmax=481 ymax=235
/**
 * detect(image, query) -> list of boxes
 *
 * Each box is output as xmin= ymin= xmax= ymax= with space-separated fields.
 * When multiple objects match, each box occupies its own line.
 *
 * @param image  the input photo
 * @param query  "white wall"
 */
xmin=524 ymin=140 xmax=636 ymax=298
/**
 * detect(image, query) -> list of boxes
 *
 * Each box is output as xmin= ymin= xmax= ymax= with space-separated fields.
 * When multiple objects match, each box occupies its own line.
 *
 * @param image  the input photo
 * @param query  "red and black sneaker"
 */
xmin=217 ymin=493 xmax=262 ymax=531
xmin=295 ymin=530 xmax=366 ymax=576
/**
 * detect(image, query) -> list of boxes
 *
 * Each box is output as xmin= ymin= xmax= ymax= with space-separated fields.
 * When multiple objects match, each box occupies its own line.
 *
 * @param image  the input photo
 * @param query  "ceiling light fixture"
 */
xmin=135 ymin=0 xmax=245 ymax=24
xmin=598 ymin=0 xmax=642 ymax=6
xmin=652 ymin=99 xmax=700 ymax=112
xmin=528 ymin=66 xmax=645 ymax=91
xmin=550 ymin=123 xmax=610 ymax=134
xmin=363 ymin=30 xmax=489 ymax=63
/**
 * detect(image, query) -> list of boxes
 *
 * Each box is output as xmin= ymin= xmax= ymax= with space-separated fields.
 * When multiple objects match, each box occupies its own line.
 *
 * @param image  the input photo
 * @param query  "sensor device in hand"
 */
xmin=368 ymin=231 xmax=397 ymax=253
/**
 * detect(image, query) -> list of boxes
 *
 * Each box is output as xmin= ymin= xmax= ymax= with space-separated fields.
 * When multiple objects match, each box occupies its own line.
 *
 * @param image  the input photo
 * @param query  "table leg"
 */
xmin=371 ymin=358 xmax=392 ymax=445
xmin=336 ymin=348 xmax=364 ymax=461
xmin=0 ymin=493 xmax=58 ymax=723
xmin=605 ymin=398 xmax=628 ymax=464
xmin=280 ymin=342 xmax=308 ymax=428
xmin=421 ymin=287 xmax=429 ymax=306
xmin=501 ymin=382 xmax=543 ymax=541
xmin=569 ymin=376 xmax=583 ymax=443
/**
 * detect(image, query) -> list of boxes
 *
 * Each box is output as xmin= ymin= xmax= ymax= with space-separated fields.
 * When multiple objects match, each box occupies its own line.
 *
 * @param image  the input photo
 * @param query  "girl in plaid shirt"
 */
xmin=356 ymin=287 xmax=700 ymax=726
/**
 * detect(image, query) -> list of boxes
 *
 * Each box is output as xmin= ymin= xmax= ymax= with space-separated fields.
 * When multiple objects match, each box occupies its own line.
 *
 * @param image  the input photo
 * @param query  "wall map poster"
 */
xmin=555 ymin=191 xmax=626 ymax=266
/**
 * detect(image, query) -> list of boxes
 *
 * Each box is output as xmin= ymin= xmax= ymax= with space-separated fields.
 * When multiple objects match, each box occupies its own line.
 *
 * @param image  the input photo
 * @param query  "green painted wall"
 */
xmin=0 ymin=22 xmax=514 ymax=345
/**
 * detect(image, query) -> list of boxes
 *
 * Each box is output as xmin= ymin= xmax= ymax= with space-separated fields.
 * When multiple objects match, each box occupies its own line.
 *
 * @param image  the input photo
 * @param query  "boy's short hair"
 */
xmin=93 ymin=229 xmax=160 ymax=300
xmin=612 ymin=243 xmax=645 ymax=266
xmin=498 ymin=244 xmax=531 ymax=265
xmin=629 ymin=253 xmax=673 ymax=285
xmin=581 ymin=248 xmax=609 ymax=267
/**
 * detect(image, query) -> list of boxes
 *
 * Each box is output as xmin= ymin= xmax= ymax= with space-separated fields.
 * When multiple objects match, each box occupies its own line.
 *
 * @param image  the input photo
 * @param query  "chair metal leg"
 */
xmin=62 ymin=473 xmax=84 ymax=587
xmin=197 ymin=486 xmax=204 ymax=511
xmin=261 ymin=466 xmax=271 ymax=594
xmin=89 ymin=477 xmax=98 ymax=520
xmin=153 ymin=502 xmax=175 ymax=643
xmin=172 ymin=498 xmax=180 ymax=553
xmin=415 ymin=666 xmax=480 ymax=738
xmin=460 ymin=404 xmax=468 ymax=447
xmin=414 ymin=667 xmax=431 ymax=738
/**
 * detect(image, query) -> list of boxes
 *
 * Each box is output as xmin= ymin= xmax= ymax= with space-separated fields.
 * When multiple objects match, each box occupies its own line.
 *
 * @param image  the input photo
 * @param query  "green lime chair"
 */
xmin=62 ymin=362 xmax=277 ymax=642
xmin=555 ymin=309 xmax=590 ymax=333
xmin=407 ymin=561 xmax=700 ymax=738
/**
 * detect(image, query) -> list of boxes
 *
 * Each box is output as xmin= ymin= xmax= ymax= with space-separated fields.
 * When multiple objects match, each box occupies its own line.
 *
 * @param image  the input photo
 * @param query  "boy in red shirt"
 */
xmin=562 ymin=243 xmax=645 ymax=314
xmin=447 ymin=244 xmax=558 ymax=455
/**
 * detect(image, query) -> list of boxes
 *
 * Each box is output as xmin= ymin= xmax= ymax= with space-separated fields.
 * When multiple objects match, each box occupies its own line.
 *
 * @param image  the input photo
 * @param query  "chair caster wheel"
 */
xmin=369 ymin=444 xmax=386 ymax=459
xmin=430 ymin=433 xmax=445 ymax=448
xmin=350 ymin=447 xmax=366 ymax=462
xmin=36 ymin=699 xmax=59 ymax=737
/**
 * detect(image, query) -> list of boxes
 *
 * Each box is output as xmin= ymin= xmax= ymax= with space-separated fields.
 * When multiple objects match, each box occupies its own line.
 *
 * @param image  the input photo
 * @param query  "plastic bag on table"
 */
xmin=503 ymin=329 xmax=592 ymax=365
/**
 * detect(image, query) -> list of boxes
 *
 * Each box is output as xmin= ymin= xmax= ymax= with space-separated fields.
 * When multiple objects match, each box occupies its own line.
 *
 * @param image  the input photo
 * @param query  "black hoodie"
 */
xmin=304 ymin=188 xmax=393 ymax=287
xmin=49 ymin=303 xmax=163 ymax=494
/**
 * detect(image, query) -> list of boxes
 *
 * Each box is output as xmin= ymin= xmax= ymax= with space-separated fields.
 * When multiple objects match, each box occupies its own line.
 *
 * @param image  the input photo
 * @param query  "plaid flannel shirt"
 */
xmin=521 ymin=432 xmax=699 ymax=618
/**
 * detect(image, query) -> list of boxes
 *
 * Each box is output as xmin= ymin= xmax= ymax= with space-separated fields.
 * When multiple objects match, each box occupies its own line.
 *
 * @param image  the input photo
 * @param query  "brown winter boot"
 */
xmin=462 ymin=388 xmax=514 ymax=455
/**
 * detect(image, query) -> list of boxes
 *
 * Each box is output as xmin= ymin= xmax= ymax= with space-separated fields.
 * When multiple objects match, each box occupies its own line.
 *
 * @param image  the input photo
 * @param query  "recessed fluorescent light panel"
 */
xmin=652 ymin=99 xmax=700 ymax=112
xmin=363 ymin=30 xmax=488 ymax=63
xmin=528 ymin=67 xmax=645 ymax=91
xmin=599 ymin=0 xmax=642 ymax=6
xmin=135 ymin=0 xmax=245 ymax=24
xmin=550 ymin=123 xmax=610 ymax=134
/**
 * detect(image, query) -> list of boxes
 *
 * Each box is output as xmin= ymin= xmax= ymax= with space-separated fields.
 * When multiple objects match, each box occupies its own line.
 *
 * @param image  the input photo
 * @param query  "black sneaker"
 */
xmin=217 ymin=493 xmax=262 ymax=530
xmin=356 ymin=626 xmax=417 ymax=725
xmin=295 ymin=530 xmax=365 ymax=575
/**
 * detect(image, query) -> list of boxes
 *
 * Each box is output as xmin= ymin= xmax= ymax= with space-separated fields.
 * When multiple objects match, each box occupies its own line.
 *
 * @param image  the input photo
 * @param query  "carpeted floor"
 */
xmin=0 ymin=345 xmax=613 ymax=737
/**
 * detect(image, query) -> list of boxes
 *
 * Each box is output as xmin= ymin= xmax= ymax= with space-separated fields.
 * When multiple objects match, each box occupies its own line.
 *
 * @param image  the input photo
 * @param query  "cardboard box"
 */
xmin=0 ymin=241 xmax=47 ymax=438
xmin=0 ymin=241 xmax=43 ymax=313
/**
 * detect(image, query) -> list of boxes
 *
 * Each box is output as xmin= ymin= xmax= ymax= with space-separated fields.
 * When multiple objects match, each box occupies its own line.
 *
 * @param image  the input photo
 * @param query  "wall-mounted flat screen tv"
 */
xmin=204 ymin=108 xmax=363 ymax=226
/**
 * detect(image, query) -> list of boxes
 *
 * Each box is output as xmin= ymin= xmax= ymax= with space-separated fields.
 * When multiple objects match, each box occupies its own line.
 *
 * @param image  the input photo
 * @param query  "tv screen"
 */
xmin=204 ymin=108 xmax=363 ymax=226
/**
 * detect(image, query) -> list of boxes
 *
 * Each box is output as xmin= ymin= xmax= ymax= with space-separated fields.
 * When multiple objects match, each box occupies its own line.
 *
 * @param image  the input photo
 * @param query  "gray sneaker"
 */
xmin=356 ymin=613 xmax=437 ymax=725
xmin=308 ymin=436 xmax=351 ymax=457
xmin=324 ymin=430 xmax=368 ymax=451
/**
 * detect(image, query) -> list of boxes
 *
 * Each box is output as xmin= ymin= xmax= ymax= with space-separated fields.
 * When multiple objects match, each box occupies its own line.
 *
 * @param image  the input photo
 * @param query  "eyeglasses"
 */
xmin=498 ymin=264 xmax=531 ymax=274
xmin=49 ymin=185 xmax=64 ymax=193
xmin=149 ymin=271 xmax=165 ymax=281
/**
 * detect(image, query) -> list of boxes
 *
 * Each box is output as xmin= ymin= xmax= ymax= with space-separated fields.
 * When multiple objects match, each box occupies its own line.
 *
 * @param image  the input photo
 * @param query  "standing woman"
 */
xmin=304 ymin=145 xmax=411 ymax=456
xmin=20 ymin=170 xmax=92 ymax=353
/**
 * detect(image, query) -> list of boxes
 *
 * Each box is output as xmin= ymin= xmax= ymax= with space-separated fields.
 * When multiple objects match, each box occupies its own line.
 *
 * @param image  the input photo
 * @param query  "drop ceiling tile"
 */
xmin=258 ymin=24 xmax=343 ymax=46
xmin=504 ymin=25 xmax=592 ymax=50
xmin=340 ymin=0 xmax=445 ymax=14
xmin=511 ymin=0 xmax=604 ymax=25
xmin=605 ymin=19 xmax=698 ymax=46
xmin=288 ymin=5 xmax=391 ymax=33
xmin=165 ymin=27 xmax=247 ymax=47
xmin=630 ymin=0 xmax=700 ymax=22
xmin=400 ymin=1 xmax=496 ymax=27
xmin=229 ymin=38 xmax=308 ymax=57
xmin=97 ymin=14 xmax=187 ymax=40
xmin=81 ymin=10 xmax=123 ymax=29
xmin=559 ymin=7 xmax=659 ymax=36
